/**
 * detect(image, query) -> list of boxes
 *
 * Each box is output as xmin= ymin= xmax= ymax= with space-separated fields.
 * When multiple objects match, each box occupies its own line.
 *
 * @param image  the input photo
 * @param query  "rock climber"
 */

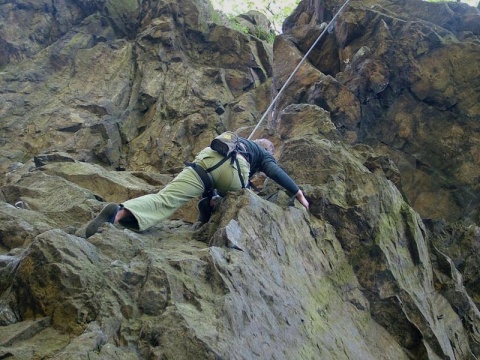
xmin=85 ymin=135 xmax=309 ymax=238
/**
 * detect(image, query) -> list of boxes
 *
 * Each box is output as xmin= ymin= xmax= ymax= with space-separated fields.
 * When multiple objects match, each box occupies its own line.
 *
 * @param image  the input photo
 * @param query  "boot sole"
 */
xmin=85 ymin=203 xmax=119 ymax=238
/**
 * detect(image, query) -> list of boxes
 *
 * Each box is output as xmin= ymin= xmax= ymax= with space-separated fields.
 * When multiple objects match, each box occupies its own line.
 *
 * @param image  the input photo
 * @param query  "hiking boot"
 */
xmin=85 ymin=203 xmax=119 ymax=238
xmin=197 ymin=197 xmax=212 ymax=223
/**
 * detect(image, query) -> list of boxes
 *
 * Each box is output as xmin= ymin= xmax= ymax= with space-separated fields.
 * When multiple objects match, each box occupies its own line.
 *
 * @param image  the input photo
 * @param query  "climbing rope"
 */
xmin=247 ymin=0 xmax=353 ymax=140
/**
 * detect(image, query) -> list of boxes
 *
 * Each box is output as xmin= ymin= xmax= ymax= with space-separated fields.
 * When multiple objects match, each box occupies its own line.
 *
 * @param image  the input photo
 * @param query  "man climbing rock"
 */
xmin=85 ymin=134 xmax=309 ymax=238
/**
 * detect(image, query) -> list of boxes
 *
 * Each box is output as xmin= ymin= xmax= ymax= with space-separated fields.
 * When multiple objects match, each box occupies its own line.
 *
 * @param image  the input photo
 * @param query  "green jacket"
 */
xmin=239 ymin=138 xmax=300 ymax=195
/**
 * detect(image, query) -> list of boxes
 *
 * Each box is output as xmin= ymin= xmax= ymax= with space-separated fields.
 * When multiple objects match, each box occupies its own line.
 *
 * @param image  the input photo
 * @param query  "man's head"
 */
xmin=254 ymin=138 xmax=275 ymax=155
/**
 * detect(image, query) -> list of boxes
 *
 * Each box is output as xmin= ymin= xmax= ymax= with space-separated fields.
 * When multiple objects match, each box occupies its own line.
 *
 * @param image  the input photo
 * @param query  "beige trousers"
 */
xmin=121 ymin=147 xmax=249 ymax=231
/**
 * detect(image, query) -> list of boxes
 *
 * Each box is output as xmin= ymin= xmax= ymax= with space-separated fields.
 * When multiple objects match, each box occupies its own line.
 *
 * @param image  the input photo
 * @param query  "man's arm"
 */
xmin=260 ymin=156 xmax=309 ymax=210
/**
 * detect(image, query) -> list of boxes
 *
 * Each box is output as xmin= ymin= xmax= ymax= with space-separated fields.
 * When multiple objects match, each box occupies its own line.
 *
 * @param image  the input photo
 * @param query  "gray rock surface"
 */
xmin=0 ymin=0 xmax=479 ymax=358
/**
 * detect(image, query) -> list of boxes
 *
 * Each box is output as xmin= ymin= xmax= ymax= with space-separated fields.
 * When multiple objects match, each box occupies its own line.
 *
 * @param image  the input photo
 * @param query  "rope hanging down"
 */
xmin=247 ymin=0 xmax=353 ymax=140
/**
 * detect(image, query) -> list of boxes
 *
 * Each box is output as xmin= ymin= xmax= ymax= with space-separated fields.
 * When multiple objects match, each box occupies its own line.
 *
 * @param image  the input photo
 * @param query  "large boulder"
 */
xmin=2 ymin=127 xmax=479 ymax=358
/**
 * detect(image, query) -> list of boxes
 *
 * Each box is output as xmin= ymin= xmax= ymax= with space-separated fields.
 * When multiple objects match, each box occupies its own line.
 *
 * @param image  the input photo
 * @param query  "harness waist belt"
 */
xmin=185 ymin=162 xmax=214 ymax=197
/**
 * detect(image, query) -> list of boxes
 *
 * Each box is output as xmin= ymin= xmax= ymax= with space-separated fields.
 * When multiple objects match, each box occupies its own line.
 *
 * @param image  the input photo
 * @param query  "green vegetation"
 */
xmin=227 ymin=16 xmax=276 ymax=43
xmin=210 ymin=0 xmax=301 ymax=34
xmin=251 ymin=25 xmax=276 ymax=43
xmin=228 ymin=17 xmax=250 ymax=35
xmin=425 ymin=0 xmax=478 ymax=5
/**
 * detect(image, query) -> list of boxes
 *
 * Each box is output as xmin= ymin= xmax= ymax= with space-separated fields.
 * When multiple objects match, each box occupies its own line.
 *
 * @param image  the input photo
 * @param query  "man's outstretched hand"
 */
xmin=296 ymin=190 xmax=309 ymax=210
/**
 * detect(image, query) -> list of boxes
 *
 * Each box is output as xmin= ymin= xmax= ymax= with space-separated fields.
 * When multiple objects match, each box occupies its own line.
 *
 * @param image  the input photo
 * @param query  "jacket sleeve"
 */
xmin=258 ymin=153 xmax=300 ymax=195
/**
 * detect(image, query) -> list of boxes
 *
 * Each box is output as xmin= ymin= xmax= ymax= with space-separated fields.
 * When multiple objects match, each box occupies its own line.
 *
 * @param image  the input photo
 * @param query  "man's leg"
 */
xmin=85 ymin=167 xmax=204 ymax=237
xmin=120 ymin=167 xmax=204 ymax=231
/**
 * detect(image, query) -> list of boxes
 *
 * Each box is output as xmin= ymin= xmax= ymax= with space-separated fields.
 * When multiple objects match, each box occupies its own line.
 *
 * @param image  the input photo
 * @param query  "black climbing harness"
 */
xmin=185 ymin=151 xmax=246 ymax=199
xmin=185 ymin=136 xmax=249 ymax=224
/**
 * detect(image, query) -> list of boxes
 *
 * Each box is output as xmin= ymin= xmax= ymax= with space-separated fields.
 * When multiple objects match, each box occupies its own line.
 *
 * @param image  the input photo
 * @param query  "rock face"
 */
xmin=280 ymin=0 xmax=480 ymax=223
xmin=0 ymin=0 xmax=480 ymax=359
xmin=0 ymin=0 xmax=273 ymax=174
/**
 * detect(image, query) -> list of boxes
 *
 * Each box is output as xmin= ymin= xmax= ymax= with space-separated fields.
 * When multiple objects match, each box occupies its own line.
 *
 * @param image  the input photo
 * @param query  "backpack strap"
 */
xmin=205 ymin=155 xmax=230 ymax=173
xmin=205 ymin=153 xmax=246 ymax=189
xmin=234 ymin=157 xmax=246 ymax=188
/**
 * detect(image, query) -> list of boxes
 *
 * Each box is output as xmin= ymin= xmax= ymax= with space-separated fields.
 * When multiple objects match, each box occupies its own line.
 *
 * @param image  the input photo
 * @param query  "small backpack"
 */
xmin=207 ymin=131 xmax=247 ymax=188
xmin=210 ymin=131 xmax=246 ymax=158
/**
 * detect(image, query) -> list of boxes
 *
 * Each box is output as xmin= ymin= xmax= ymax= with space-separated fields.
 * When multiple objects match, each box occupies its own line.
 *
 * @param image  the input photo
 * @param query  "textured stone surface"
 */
xmin=0 ymin=0 xmax=479 ymax=358
xmin=280 ymin=0 xmax=480 ymax=222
